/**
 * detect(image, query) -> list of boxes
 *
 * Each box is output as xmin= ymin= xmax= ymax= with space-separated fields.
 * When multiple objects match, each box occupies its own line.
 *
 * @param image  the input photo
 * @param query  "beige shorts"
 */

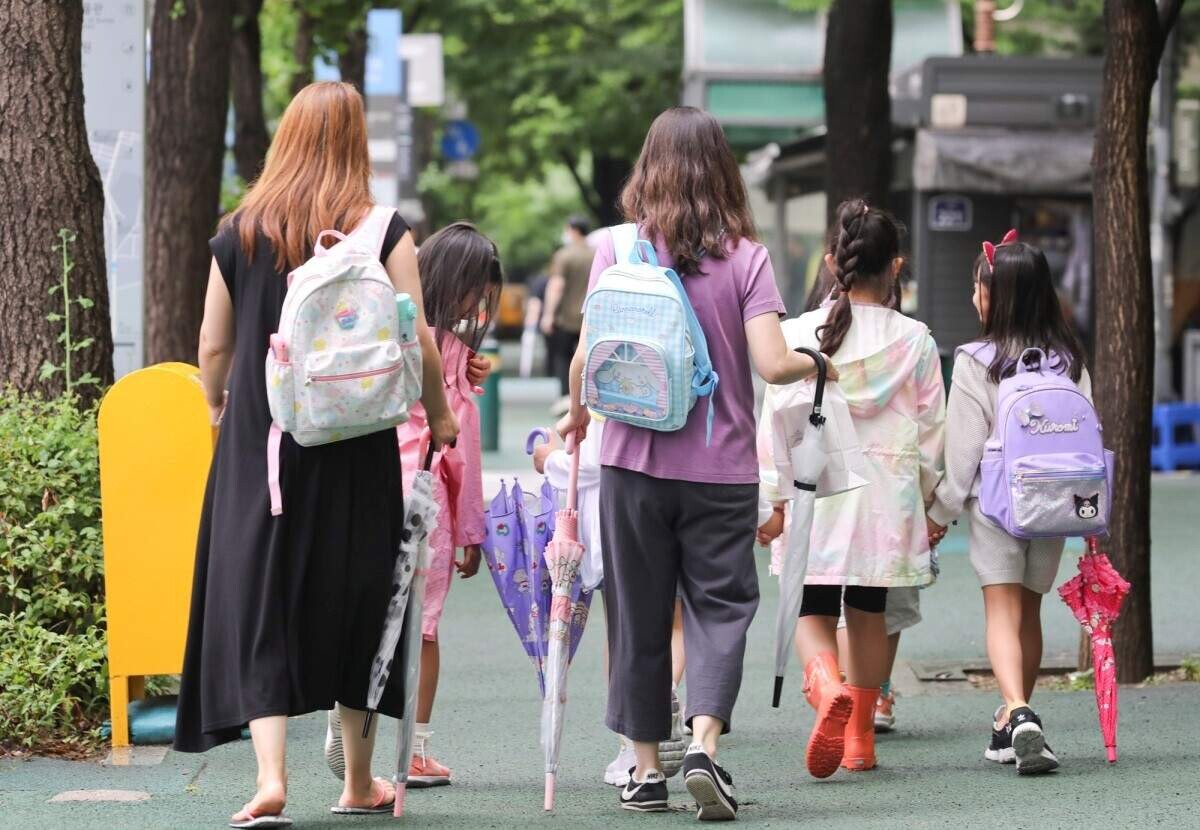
xmin=967 ymin=500 xmax=1065 ymax=594
xmin=836 ymin=586 xmax=921 ymax=636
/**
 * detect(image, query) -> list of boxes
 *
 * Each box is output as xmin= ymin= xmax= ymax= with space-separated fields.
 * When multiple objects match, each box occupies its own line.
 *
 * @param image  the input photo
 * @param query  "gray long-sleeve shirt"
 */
xmin=927 ymin=351 xmax=1092 ymax=528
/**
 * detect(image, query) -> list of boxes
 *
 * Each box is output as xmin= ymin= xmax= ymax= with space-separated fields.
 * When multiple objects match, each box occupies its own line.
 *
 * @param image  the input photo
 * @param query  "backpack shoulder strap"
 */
xmin=660 ymin=264 xmax=719 ymax=443
xmin=609 ymin=223 xmax=638 ymax=266
xmin=343 ymin=205 xmax=396 ymax=259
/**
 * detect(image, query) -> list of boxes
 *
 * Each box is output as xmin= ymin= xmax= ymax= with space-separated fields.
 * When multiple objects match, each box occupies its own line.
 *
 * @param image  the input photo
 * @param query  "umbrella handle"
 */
xmin=795 ymin=347 xmax=827 ymax=425
xmin=526 ymin=427 xmax=552 ymax=455
xmin=566 ymin=431 xmax=581 ymax=511
xmin=419 ymin=429 xmax=436 ymax=472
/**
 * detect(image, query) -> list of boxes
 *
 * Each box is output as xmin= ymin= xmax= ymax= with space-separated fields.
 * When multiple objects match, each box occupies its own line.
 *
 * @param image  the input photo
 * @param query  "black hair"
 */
xmin=416 ymin=221 xmax=504 ymax=353
xmin=974 ymin=241 xmax=1084 ymax=383
xmin=816 ymin=198 xmax=903 ymax=356
xmin=566 ymin=214 xmax=590 ymax=236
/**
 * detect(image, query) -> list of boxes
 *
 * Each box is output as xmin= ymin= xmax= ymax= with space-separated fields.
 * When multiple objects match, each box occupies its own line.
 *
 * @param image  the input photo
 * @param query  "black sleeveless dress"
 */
xmin=175 ymin=213 xmax=410 ymax=752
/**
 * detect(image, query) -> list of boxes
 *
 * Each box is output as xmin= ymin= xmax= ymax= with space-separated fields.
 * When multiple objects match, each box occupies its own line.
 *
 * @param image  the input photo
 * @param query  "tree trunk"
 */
xmin=290 ymin=10 xmax=315 ymax=96
xmin=822 ymin=0 xmax=893 ymax=224
xmin=146 ymin=0 xmax=233 ymax=365
xmin=592 ymin=154 xmax=633 ymax=227
xmin=231 ymin=0 xmax=269 ymax=184
xmin=1092 ymin=0 xmax=1171 ymax=683
xmin=339 ymin=23 xmax=368 ymax=94
xmin=0 ymin=0 xmax=113 ymax=401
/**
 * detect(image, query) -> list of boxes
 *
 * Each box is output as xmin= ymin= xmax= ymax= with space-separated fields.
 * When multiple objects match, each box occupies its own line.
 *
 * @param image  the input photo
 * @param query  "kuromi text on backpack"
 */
xmin=582 ymin=224 xmax=718 ymax=442
xmin=967 ymin=343 xmax=1113 ymax=539
xmin=264 ymin=206 xmax=422 ymax=515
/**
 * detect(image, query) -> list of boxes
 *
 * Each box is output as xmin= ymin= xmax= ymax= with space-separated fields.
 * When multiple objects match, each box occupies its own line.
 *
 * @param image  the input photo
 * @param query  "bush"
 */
xmin=0 ymin=616 xmax=107 ymax=750
xmin=0 ymin=390 xmax=107 ymax=749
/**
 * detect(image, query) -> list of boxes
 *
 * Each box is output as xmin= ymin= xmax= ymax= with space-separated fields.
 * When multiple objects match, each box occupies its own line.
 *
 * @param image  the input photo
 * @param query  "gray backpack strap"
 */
xmin=609 ymin=223 xmax=638 ymax=265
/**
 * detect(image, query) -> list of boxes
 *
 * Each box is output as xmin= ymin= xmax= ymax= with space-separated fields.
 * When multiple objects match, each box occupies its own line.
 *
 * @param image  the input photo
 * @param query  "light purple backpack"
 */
xmin=967 ymin=342 xmax=1114 ymax=539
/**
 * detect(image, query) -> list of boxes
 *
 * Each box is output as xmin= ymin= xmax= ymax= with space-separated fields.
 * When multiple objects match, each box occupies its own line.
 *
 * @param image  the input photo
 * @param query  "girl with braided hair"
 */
xmin=758 ymin=198 xmax=946 ymax=779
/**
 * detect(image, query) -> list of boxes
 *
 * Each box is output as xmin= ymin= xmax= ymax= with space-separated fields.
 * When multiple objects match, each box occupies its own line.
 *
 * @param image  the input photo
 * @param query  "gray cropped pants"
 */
xmin=599 ymin=466 xmax=760 ymax=742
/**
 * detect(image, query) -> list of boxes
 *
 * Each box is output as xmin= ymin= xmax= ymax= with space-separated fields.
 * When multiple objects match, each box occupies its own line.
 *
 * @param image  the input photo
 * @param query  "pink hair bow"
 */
xmin=982 ymin=229 xmax=1018 ymax=269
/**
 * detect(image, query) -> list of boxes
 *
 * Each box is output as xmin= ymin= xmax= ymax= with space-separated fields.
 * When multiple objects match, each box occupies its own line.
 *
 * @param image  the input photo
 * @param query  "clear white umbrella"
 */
xmin=772 ymin=348 xmax=829 ymax=708
xmin=363 ymin=432 xmax=440 ymax=817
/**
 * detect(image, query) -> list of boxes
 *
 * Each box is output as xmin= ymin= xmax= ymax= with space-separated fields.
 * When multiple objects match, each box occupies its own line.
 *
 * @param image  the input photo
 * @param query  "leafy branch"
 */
xmin=39 ymin=229 xmax=100 ymax=396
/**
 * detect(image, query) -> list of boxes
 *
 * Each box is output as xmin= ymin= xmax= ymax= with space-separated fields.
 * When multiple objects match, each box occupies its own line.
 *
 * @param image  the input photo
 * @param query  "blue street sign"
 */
xmin=441 ymin=120 xmax=480 ymax=161
xmin=364 ymin=10 xmax=403 ymax=96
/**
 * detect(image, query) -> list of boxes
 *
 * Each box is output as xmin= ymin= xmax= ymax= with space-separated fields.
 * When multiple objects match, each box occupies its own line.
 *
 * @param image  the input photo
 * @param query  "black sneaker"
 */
xmin=983 ymin=706 xmax=1015 ymax=764
xmin=620 ymin=768 xmax=669 ymax=812
xmin=1009 ymin=707 xmax=1060 ymax=775
xmin=682 ymin=745 xmax=738 ymax=821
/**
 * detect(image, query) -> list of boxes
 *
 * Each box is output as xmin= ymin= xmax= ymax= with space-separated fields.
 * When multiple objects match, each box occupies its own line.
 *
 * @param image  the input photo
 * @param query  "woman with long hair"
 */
xmin=173 ymin=82 xmax=459 ymax=826
xmin=557 ymin=107 xmax=827 ymax=821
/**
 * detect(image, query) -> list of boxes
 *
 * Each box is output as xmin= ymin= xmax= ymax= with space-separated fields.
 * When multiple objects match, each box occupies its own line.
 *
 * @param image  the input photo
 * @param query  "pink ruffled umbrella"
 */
xmin=1057 ymin=537 xmax=1131 ymax=764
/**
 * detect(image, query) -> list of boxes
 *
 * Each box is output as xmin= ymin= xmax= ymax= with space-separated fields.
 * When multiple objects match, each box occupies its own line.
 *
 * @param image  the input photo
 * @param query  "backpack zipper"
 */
xmin=306 ymin=362 xmax=401 ymax=385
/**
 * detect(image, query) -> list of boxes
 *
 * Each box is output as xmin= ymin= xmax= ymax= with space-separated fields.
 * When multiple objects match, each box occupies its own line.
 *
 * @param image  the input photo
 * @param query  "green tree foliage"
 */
xmin=258 ymin=0 xmax=683 ymax=275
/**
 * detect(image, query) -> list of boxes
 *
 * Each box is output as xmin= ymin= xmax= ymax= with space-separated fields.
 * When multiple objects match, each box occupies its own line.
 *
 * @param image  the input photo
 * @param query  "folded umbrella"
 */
xmin=481 ymin=477 xmax=550 ymax=694
xmin=1058 ymin=536 xmax=1130 ymax=764
xmin=772 ymin=348 xmax=830 ymax=708
xmin=541 ymin=431 xmax=588 ymax=811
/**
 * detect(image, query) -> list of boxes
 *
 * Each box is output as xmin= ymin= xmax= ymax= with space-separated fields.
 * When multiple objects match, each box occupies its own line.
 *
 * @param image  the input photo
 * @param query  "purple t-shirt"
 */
xmin=585 ymin=232 xmax=785 ymax=484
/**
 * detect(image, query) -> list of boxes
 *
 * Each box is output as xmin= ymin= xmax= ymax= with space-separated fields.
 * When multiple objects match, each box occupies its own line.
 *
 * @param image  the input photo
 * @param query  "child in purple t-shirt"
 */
xmin=556 ymin=106 xmax=829 ymax=820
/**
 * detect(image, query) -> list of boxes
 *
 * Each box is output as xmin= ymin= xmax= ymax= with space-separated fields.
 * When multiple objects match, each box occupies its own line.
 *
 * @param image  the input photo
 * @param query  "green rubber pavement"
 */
xmin=3 ymin=371 xmax=1197 ymax=828
xmin=4 ymin=527 xmax=1197 ymax=829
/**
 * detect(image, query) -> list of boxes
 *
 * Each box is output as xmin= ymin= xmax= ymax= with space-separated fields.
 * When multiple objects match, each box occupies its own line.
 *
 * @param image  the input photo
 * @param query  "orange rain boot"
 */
xmin=841 ymin=685 xmax=879 ymax=771
xmin=803 ymin=653 xmax=853 ymax=779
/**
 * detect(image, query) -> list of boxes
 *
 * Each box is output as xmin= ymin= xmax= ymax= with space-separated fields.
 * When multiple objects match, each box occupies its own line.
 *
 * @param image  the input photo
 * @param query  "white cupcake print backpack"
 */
xmin=264 ymin=206 xmax=422 ymax=515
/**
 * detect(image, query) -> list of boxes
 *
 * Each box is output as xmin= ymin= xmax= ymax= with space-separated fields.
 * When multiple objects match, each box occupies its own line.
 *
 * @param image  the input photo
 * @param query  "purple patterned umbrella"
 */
xmin=481 ymin=432 xmax=593 ymax=698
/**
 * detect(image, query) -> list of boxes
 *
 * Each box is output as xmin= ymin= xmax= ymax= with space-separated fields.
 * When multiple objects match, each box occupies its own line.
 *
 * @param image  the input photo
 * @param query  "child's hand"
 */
xmin=926 ymin=516 xmax=947 ymax=548
xmin=456 ymin=544 xmax=482 ymax=578
xmin=466 ymin=355 xmax=492 ymax=388
xmin=532 ymin=440 xmax=556 ymax=474
xmin=757 ymin=507 xmax=785 ymax=547
xmin=556 ymin=408 xmax=589 ymax=444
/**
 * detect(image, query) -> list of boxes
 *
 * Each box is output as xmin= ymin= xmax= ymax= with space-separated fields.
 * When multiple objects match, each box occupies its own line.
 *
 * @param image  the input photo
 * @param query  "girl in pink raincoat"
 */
xmin=397 ymin=222 xmax=502 ymax=785
xmin=325 ymin=222 xmax=502 ymax=788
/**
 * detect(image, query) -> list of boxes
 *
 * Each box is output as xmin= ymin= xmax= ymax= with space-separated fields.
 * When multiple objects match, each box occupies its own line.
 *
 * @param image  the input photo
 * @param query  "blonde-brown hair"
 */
xmin=224 ymin=82 xmax=374 ymax=271
xmin=620 ymin=107 xmax=757 ymax=275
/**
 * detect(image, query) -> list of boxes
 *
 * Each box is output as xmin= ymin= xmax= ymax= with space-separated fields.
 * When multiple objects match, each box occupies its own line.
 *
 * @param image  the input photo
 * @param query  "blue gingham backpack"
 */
xmin=582 ymin=224 xmax=718 ymax=442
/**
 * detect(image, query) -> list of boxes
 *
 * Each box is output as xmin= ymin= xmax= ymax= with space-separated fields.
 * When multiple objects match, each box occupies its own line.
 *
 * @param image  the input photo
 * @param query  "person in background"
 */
xmin=542 ymin=215 xmax=595 ymax=416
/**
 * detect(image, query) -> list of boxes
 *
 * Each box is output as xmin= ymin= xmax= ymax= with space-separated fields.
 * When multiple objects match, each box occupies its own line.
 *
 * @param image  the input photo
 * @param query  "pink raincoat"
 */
xmin=397 ymin=330 xmax=486 ymax=639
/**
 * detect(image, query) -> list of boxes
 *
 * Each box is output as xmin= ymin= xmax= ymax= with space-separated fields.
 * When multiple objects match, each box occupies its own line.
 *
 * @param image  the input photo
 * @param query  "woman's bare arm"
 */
xmin=198 ymin=259 xmax=235 ymax=425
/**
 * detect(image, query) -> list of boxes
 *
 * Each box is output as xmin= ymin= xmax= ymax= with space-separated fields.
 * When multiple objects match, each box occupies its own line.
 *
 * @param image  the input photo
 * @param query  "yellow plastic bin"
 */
xmin=98 ymin=363 xmax=215 ymax=748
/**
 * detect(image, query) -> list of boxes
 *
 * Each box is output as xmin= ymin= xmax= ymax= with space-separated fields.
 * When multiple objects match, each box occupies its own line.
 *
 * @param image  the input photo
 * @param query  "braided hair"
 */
xmin=816 ymin=199 xmax=902 ymax=356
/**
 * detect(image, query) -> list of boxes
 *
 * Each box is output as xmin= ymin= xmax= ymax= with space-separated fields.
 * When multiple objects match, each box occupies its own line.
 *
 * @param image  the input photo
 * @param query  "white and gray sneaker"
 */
xmin=605 ymin=736 xmax=637 ymax=787
xmin=659 ymin=688 xmax=688 ymax=779
xmin=984 ymin=706 xmax=1015 ymax=764
xmin=682 ymin=744 xmax=737 ymax=821
xmin=324 ymin=708 xmax=345 ymax=780
xmin=620 ymin=768 xmax=669 ymax=813
xmin=1009 ymin=706 xmax=1060 ymax=775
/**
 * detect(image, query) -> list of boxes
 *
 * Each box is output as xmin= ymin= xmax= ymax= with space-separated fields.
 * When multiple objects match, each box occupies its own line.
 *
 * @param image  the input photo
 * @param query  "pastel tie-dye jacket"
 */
xmin=758 ymin=304 xmax=946 ymax=587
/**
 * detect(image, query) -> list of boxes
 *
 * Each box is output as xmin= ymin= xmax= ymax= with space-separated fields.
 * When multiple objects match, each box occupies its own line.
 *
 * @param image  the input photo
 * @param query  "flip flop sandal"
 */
xmin=330 ymin=776 xmax=396 ymax=815
xmin=229 ymin=810 xmax=293 ymax=828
